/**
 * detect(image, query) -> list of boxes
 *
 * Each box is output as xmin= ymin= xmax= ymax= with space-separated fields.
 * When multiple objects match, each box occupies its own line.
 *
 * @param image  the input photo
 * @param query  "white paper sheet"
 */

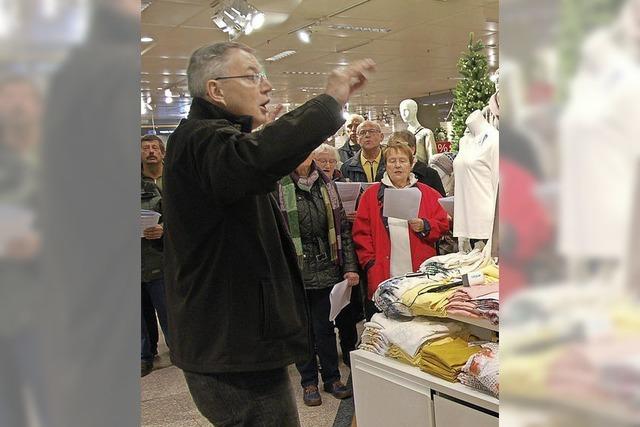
xmin=438 ymin=196 xmax=454 ymax=216
xmin=141 ymin=210 xmax=161 ymax=238
xmin=382 ymin=188 xmax=422 ymax=220
xmin=335 ymin=182 xmax=362 ymax=214
xmin=329 ymin=279 xmax=352 ymax=322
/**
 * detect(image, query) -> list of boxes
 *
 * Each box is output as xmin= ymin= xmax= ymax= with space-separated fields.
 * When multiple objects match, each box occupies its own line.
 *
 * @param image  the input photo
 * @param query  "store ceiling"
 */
xmin=141 ymin=0 xmax=499 ymax=121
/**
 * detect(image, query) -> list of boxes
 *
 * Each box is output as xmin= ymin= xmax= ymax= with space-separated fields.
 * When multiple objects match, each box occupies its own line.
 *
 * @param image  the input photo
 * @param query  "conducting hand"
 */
xmin=324 ymin=59 xmax=376 ymax=106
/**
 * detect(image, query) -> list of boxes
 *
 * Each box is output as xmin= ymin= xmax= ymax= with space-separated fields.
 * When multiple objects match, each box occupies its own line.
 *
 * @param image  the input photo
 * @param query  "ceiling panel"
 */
xmin=141 ymin=0 xmax=499 ymax=121
xmin=141 ymin=1 xmax=207 ymax=26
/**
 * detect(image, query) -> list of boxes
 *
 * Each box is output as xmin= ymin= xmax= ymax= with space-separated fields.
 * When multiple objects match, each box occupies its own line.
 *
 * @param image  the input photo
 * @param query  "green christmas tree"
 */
xmin=450 ymin=33 xmax=494 ymax=151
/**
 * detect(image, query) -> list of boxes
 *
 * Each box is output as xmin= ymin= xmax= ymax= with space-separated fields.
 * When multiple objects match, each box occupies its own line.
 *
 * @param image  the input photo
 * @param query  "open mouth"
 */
xmin=259 ymin=100 xmax=269 ymax=113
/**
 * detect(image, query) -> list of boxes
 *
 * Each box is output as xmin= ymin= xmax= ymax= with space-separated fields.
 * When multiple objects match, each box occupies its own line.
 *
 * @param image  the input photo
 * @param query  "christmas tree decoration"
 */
xmin=450 ymin=33 xmax=494 ymax=150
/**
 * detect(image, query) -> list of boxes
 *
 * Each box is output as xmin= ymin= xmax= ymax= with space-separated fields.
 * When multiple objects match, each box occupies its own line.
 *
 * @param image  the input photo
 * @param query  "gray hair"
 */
xmin=356 ymin=120 xmax=382 ymax=133
xmin=312 ymin=143 xmax=340 ymax=161
xmin=187 ymin=42 xmax=255 ymax=98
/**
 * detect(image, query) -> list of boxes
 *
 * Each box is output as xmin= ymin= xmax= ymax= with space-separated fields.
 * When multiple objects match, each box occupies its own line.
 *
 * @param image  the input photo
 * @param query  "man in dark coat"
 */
xmin=162 ymin=41 xmax=375 ymax=426
xmin=337 ymin=113 xmax=364 ymax=163
xmin=340 ymin=120 xmax=386 ymax=183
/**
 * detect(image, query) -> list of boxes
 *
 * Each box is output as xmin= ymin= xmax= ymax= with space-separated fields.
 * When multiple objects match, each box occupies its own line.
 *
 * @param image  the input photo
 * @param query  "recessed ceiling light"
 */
xmin=141 ymin=36 xmax=154 ymax=43
xmin=327 ymin=24 xmax=391 ymax=33
xmin=265 ymin=50 xmax=297 ymax=62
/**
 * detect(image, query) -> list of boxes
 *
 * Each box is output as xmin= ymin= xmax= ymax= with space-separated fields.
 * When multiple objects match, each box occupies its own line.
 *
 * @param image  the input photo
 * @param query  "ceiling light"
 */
xmin=165 ymin=96 xmax=173 ymax=104
xmin=327 ymin=24 xmax=391 ymax=33
xmin=141 ymin=36 xmax=154 ymax=43
xmin=211 ymin=0 xmax=266 ymax=41
xmin=282 ymin=71 xmax=329 ymax=76
xmin=251 ymin=12 xmax=265 ymax=29
xmin=164 ymin=89 xmax=172 ymax=97
xmin=265 ymin=50 xmax=296 ymax=62
xmin=297 ymin=29 xmax=311 ymax=43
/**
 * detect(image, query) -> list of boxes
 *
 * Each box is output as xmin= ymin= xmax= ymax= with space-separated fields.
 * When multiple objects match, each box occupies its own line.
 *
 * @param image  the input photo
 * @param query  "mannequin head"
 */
xmin=399 ymin=99 xmax=418 ymax=123
xmin=465 ymin=110 xmax=489 ymax=136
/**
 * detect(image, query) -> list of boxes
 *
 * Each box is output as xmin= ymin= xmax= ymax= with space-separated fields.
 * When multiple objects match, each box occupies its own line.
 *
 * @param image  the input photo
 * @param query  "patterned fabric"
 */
xmin=278 ymin=162 xmax=343 ymax=268
xmin=459 ymin=342 xmax=499 ymax=396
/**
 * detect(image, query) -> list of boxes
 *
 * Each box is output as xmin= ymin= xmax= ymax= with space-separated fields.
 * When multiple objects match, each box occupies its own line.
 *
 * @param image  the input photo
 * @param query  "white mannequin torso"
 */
xmin=453 ymin=110 xmax=499 ymax=240
xmin=399 ymin=99 xmax=435 ymax=163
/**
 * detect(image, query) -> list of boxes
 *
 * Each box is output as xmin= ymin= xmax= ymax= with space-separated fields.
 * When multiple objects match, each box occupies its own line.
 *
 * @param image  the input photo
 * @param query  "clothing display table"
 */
xmin=352 ymin=349 xmax=498 ymax=427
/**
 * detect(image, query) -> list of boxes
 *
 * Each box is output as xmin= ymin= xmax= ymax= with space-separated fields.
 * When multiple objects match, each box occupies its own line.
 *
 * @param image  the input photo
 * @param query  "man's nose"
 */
xmin=261 ymin=77 xmax=273 ymax=92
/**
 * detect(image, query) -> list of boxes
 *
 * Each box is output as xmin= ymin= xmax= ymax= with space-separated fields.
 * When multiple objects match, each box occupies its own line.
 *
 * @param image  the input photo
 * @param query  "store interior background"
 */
xmin=140 ymin=0 xmax=498 ymax=425
xmin=141 ymin=0 xmax=499 ymax=137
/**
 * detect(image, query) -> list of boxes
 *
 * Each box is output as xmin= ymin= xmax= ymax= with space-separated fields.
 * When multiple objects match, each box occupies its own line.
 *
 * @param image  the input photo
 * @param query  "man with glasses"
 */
xmin=162 ymin=41 xmax=375 ymax=426
xmin=337 ymin=114 xmax=364 ymax=164
xmin=340 ymin=120 xmax=386 ymax=184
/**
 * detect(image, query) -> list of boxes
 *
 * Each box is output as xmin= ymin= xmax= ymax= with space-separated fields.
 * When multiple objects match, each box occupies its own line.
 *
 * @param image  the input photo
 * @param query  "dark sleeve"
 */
xmin=425 ymin=167 xmax=446 ymax=197
xmin=194 ymin=94 xmax=344 ymax=206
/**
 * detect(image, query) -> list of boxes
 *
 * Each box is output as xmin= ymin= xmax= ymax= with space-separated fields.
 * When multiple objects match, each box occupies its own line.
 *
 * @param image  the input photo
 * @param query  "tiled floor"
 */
xmin=141 ymin=339 xmax=354 ymax=426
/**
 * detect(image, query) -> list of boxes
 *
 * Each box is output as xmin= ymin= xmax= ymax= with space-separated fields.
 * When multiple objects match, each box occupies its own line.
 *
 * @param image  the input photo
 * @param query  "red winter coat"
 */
xmin=352 ymin=182 xmax=450 ymax=299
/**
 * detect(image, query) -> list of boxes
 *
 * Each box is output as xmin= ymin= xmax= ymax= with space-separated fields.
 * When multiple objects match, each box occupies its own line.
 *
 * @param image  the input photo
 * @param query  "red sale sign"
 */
xmin=436 ymin=141 xmax=452 ymax=153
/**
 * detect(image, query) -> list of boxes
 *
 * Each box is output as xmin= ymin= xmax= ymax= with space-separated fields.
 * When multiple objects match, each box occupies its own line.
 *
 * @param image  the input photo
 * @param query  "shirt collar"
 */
xmin=360 ymin=148 xmax=382 ymax=165
xmin=187 ymin=97 xmax=254 ymax=133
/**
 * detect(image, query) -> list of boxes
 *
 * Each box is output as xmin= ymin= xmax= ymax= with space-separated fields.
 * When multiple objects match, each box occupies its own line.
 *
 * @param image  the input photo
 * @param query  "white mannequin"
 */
xmin=482 ymin=68 xmax=500 ymax=130
xmin=399 ymin=99 xmax=435 ymax=163
xmin=453 ymin=109 xmax=499 ymax=250
xmin=466 ymin=109 xmax=492 ymax=136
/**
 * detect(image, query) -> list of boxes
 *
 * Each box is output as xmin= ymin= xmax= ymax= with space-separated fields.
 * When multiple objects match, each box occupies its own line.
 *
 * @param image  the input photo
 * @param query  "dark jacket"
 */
xmin=163 ymin=95 xmax=344 ymax=373
xmin=141 ymin=176 xmax=163 ymax=282
xmin=338 ymin=140 xmax=361 ymax=164
xmin=340 ymin=149 xmax=385 ymax=183
xmin=290 ymin=177 xmax=359 ymax=290
xmin=412 ymin=160 xmax=446 ymax=197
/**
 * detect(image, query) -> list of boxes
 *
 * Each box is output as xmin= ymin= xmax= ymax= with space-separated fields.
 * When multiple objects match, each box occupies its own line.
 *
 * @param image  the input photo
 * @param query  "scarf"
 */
xmin=278 ymin=162 xmax=343 ymax=268
xmin=381 ymin=171 xmax=419 ymax=189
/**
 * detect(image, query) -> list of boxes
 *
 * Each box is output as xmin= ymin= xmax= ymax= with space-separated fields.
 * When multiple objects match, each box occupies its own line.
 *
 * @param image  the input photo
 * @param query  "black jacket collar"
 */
xmin=187 ymin=97 xmax=254 ymax=133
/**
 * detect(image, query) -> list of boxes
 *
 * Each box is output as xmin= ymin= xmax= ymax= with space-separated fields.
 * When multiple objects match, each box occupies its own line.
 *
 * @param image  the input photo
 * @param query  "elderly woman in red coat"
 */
xmin=352 ymin=142 xmax=449 ymax=318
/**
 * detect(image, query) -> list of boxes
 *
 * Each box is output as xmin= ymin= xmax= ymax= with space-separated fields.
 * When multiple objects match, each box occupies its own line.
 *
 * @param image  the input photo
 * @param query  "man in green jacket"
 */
xmin=140 ymin=134 xmax=169 ymax=377
xmin=163 ymin=41 xmax=375 ymax=426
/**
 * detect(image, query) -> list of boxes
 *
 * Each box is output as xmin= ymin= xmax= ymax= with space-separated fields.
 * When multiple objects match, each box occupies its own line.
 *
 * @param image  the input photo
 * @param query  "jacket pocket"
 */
xmin=259 ymin=278 xmax=304 ymax=340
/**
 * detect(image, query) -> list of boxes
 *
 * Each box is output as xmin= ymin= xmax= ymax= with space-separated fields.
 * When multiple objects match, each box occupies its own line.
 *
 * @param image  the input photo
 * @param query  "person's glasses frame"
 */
xmin=315 ymin=159 xmax=338 ymax=165
xmin=358 ymin=128 xmax=381 ymax=136
xmin=213 ymin=71 xmax=268 ymax=84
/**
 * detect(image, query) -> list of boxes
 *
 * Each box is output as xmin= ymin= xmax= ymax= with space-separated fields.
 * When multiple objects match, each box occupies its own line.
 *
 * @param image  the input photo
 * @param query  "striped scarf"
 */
xmin=278 ymin=162 xmax=343 ymax=268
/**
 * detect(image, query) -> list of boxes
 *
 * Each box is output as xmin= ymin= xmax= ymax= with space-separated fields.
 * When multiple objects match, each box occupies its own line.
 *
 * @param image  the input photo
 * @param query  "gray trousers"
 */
xmin=183 ymin=367 xmax=300 ymax=427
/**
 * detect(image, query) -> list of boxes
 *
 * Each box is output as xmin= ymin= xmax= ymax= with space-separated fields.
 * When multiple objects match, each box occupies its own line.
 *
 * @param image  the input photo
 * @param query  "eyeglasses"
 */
xmin=358 ymin=129 xmax=381 ymax=136
xmin=214 ymin=71 xmax=267 ymax=84
xmin=387 ymin=158 xmax=410 ymax=165
xmin=315 ymin=159 xmax=337 ymax=165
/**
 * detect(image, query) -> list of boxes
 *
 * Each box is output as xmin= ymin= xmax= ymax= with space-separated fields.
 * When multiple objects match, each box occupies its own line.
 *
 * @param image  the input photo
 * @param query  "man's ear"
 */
xmin=206 ymin=79 xmax=226 ymax=105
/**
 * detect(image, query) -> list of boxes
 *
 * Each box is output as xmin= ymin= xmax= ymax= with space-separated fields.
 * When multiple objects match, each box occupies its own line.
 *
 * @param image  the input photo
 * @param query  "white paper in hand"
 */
xmin=329 ymin=279 xmax=352 ymax=322
xmin=335 ymin=182 xmax=361 ymax=214
xmin=382 ymin=187 xmax=422 ymax=220
xmin=438 ymin=196 xmax=454 ymax=216
xmin=141 ymin=209 xmax=161 ymax=238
